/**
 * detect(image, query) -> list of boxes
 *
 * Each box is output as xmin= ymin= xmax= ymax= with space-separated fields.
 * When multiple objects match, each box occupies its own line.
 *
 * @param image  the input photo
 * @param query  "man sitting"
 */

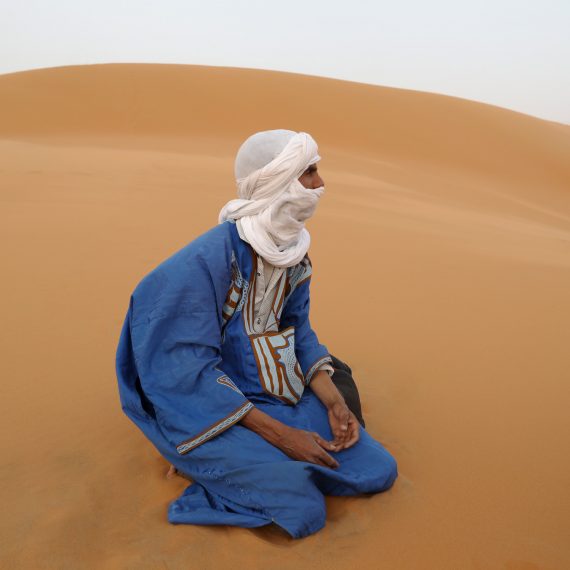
xmin=115 ymin=129 xmax=397 ymax=538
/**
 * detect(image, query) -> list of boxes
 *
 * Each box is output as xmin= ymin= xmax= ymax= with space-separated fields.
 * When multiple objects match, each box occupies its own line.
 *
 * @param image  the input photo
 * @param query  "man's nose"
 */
xmin=314 ymin=174 xmax=324 ymax=188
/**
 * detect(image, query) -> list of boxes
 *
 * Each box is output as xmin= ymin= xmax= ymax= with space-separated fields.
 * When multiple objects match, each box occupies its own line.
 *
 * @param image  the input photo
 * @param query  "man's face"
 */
xmin=298 ymin=164 xmax=324 ymax=189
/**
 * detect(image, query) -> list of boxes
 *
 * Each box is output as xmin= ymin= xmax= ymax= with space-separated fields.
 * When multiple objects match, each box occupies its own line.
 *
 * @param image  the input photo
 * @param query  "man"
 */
xmin=115 ymin=129 xmax=397 ymax=538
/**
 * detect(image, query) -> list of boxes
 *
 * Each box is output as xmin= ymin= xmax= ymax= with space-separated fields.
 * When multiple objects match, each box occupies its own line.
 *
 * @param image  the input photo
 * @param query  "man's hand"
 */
xmin=276 ymin=426 xmax=339 ymax=469
xmin=311 ymin=370 xmax=360 ymax=451
xmin=240 ymin=407 xmax=339 ymax=469
xmin=327 ymin=400 xmax=360 ymax=451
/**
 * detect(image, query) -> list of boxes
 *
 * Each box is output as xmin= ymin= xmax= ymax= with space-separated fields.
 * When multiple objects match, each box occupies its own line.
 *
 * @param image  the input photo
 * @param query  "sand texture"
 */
xmin=1 ymin=64 xmax=569 ymax=570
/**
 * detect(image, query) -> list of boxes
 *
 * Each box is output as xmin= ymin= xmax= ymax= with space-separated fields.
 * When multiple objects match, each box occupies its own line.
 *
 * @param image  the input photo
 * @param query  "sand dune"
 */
xmin=1 ymin=64 xmax=569 ymax=570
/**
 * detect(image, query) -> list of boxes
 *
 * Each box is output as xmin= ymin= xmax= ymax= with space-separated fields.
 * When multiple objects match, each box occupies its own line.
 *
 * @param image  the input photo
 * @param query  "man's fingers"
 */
xmin=341 ymin=415 xmax=349 ymax=431
xmin=344 ymin=434 xmax=358 ymax=449
xmin=314 ymin=434 xmax=337 ymax=452
xmin=333 ymin=415 xmax=349 ymax=440
xmin=338 ymin=408 xmax=349 ymax=431
xmin=310 ymin=433 xmax=339 ymax=468
xmin=331 ymin=415 xmax=360 ymax=450
xmin=316 ymin=449 xmax=339 ymax=469
xmin=343 ymin=419 xmax=360 ymax=449
xmin=332 ymin=428 xmax=347 ymax=444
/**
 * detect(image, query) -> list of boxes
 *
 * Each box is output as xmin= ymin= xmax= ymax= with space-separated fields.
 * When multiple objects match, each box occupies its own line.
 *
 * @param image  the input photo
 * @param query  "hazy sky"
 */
xmin=1 ymin=0 xmax=569 ymax=123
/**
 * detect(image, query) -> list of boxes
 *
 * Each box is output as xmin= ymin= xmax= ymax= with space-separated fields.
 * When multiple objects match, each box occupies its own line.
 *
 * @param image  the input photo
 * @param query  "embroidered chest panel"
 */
xmin=220 ymin=250 xmax=313 ymax=405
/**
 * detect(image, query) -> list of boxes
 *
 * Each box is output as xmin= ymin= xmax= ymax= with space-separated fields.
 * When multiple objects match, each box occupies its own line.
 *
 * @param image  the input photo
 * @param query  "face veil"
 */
xmin=218 ymin=130 xmax=324 ymax=267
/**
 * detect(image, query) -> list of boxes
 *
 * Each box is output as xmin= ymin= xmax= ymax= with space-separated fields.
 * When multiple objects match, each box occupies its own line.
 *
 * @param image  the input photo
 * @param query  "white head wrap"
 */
xmin=218 ymin=129 xmax=324 ymax=267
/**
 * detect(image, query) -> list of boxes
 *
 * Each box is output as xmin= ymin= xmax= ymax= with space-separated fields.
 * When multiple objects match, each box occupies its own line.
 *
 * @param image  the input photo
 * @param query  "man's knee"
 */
xmin=349 ymin=442 xmax=398 ymax=494
xmin=372 ymin=447 xmax=398 ymax=491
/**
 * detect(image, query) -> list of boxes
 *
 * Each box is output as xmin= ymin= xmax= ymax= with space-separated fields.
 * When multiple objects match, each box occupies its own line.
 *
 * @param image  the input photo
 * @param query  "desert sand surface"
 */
xmin=1 ymin=64 xmax=569 ymax=570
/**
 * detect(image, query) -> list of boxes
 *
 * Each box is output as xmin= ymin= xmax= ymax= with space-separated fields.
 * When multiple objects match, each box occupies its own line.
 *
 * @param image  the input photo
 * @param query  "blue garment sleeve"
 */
xmin=280 ymin=256 xmax=332 ymax=384
xmin=126 ymin=253 xmax=253 ymax=455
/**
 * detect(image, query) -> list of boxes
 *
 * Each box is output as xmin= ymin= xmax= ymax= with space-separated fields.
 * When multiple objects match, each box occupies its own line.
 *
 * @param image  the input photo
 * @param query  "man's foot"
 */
xmin=166 ymin=464 xmax=178 ymax=479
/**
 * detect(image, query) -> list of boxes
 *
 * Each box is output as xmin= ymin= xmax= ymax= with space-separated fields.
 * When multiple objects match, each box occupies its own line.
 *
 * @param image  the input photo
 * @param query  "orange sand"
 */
xmin=1 ymin=64 xmax=569 ymax=570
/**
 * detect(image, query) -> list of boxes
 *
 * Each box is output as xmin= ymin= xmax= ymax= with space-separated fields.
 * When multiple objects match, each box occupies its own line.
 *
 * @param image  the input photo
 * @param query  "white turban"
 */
xmin=218 ymin=130 xmax=324 ymax=267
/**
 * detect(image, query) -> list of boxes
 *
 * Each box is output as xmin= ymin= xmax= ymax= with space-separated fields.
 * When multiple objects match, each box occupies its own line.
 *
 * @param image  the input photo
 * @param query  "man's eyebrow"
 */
xmin=306 ymin=164 xmax=318 ymax=173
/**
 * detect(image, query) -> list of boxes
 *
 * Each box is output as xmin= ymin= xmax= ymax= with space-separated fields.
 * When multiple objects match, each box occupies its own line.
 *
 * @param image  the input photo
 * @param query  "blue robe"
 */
xmin=115 ymin=220 xmax=397 ymax=538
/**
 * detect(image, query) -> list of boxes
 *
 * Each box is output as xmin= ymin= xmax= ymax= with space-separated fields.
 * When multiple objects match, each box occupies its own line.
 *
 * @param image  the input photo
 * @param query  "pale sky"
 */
xmin=1 ymin=0 xmax=569 ymax=124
